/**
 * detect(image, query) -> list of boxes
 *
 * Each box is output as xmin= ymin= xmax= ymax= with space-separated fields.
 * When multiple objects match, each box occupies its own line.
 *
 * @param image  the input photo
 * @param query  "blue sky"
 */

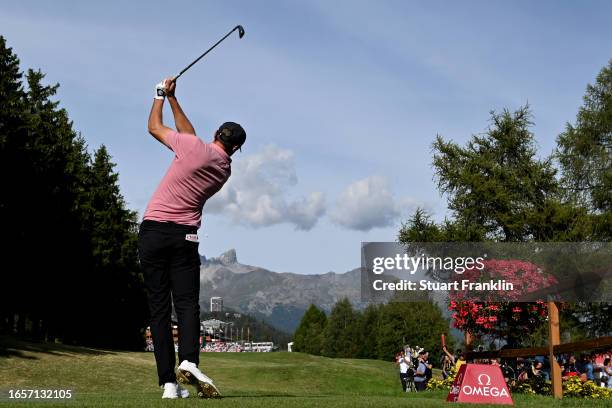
xmin=2 ymin=1 xmax=611 ymax=274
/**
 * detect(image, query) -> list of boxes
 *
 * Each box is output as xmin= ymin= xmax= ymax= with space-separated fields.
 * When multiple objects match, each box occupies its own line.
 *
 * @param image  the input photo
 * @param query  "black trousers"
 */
xmin=415 ymin=380 xmax=427 ymax=391
xmin=399 ymin=372 xmax=409 ymax=391
xmin=138 ymin=220 xmax=201 ymax=386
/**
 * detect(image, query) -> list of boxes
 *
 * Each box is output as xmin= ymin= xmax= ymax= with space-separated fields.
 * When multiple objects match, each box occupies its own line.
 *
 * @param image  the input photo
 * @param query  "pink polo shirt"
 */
xmin=143 ymin=132 xmax=231 ymax=227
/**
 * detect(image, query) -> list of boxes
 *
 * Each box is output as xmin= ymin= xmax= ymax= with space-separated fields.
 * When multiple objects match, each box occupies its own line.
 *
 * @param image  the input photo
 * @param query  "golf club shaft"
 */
xmin=174 ymin=26 xmax=241 ymax=81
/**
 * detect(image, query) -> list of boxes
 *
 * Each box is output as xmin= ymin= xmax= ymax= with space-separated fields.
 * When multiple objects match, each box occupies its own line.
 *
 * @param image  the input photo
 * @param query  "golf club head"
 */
xmin=236 ymin=25 xmax=245 ymax=38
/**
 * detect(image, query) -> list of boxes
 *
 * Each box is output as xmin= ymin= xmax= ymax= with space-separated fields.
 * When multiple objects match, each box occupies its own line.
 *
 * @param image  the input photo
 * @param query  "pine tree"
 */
xmin=322 ymin=298 xmax=358 ymax=357
xmin=431 ymin=106 xmax=562 ymax=241
xmin=20 ymin=68 xmax=92 ymax=343
xmin=0 ymin=35 xmax=148 ymax=349
xmin=293 ymin=304 xmax=327 ymax=355
xmin=375 ymin=301 xmax=452 ymax=362
xmin=0 ymin=35 xmax=27 ymax=334
xmin=555 ymin=62 xmax=612 ymax=336
xmin=80 ymin=146 xmax=148 ymax=349
xmin=356 ymin=304 xmax=381 ymax=359
xmin=557 ymin=60 xmax=612 ymax=239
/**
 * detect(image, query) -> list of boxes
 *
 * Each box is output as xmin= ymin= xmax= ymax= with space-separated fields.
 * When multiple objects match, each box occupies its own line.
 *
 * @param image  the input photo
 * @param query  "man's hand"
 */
xmin=165 ymin=78 xmax=176 ymax=98
xmin=154 ymin=78 xmax=175 ymax=99
xmin=155 ymin=80 xmax=167 ymax=100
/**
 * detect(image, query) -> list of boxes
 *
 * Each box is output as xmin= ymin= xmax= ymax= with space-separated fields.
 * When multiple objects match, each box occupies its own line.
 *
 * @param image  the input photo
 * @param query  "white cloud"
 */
xmin=330 ymin=176 xmax=413 ymax=231
xmin=206 ymin=145 xmax=325 ymax=230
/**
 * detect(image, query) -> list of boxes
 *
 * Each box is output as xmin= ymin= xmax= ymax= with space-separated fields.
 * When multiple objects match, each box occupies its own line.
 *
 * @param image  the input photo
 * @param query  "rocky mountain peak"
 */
xmin=217 ymin=248 xmax=237 ymax=264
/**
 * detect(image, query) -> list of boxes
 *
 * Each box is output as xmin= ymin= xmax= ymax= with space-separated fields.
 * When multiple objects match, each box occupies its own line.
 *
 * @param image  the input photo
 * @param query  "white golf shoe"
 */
xmin=161 ymin=382 xmax=190 ymax=399
xmin=176 ymin=360 xmax=221 ymax=399
xmin=177 ymin=383 xmax=190 ymax=398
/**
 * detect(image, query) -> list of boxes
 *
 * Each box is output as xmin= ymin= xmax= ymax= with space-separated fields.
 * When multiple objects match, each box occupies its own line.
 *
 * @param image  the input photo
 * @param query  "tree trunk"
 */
xmin=464 ymin=331 xmax=474 ymax=351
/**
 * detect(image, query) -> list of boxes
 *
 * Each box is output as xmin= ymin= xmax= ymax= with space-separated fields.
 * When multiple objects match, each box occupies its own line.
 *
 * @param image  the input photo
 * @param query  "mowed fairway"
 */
xmin=0 ymin=337 xmax=609 ymax=408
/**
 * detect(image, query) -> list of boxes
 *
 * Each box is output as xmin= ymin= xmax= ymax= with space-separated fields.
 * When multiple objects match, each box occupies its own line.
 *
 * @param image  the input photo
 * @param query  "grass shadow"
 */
xmin=0 ymin=335 xmax=118 ymax=359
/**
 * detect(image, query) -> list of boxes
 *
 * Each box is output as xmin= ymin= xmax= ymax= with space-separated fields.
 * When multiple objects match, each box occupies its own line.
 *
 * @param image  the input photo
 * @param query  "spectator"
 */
xmin=563 ymin=355 xmax=578 ymax=378
xmin=424 ymin=352 xmax=433 ymax=382
xmin=582 ymin=354 xmax=595 ymax=381
xmin=396 ymin=351 xmax=410 ymax=392
xmin=517 ymin=359 xmax=529 ymax=381
xmin=454 ymin=351 xmax=467 ymax=372
xmin=414 ymin=351 xmax=429 ymax=391
xmin=603 ymin=358 xmax=612 ymax=389
xmin=441 ymin=346 xmax=455 ymax=380
xmin=529 ymin=361 xmax=544 ymax=379
xmin=500 ymin=359 xmax=516 ymax=384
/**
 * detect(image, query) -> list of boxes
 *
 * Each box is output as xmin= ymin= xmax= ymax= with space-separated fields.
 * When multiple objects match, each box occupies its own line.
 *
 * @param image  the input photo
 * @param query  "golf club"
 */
xmin=173 ymin=25 xmax=245 ymax=81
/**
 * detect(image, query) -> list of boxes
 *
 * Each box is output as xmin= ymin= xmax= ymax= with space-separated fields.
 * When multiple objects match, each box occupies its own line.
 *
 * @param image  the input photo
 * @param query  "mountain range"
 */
xmin=198 ymin=249 xmax=365 ymax=334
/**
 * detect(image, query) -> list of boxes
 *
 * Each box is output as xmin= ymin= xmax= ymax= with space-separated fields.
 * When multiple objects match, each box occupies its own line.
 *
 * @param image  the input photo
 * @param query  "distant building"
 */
xmin=201 ymin=318 xmax=232 ymax=342
xmin=201 ymin=319 xmax=229 ymax=331
xmin=210 ymin=296 xmax=223 ymax=312
xmin=243 ymin=341 xmax=274 ymax=352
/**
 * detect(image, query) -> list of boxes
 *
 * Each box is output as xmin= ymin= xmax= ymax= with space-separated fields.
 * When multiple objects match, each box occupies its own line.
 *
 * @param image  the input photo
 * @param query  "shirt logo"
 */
xmin=186 ymin=234 xmax=199 ymax=243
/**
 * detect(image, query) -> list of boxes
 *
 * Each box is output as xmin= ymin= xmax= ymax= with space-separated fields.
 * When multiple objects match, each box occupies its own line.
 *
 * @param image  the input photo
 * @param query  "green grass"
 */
xmin=0 ymin=336 xmax=609 ymax=407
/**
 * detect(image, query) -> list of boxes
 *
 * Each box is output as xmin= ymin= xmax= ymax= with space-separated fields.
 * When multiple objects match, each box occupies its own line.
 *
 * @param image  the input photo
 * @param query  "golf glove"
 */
xmin=154 ymin=80 xmax=167 ymax=100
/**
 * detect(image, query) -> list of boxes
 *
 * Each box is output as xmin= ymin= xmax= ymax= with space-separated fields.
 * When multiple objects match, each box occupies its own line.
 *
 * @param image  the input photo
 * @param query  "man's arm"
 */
xmin=147 ymin=89 xmax=175 ymax=148
xmin=164 ymin=79 xmax=196 ymax=135
xmin=167 ymin=89 xmax=196 ymax=135
xmin=442 ymin=346 xmax=455 ymax=362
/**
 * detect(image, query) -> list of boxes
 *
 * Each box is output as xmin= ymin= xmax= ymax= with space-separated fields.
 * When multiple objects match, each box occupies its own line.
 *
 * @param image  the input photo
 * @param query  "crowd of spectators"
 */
xmin=457 ymin=347 xmax=612 ymax=389
xmin=146 ymin=340 xmax=248 ymax=353
xmin=201 ymin=342 xmax=244 ymax=352
xmin=395 ymin=345 xmax=434 ymax=392
xmin=396 ymin=345 xmax=612 ymax=392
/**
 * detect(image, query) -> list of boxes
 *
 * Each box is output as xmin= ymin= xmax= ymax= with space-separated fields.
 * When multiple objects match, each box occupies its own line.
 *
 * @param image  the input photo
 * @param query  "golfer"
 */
xmin=138 ymin=78 xmax=246 ymax=399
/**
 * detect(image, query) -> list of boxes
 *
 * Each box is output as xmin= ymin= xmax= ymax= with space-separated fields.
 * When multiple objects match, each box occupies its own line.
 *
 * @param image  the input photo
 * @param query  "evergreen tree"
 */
xmin=555 ymin=61 xmax=612 ymax=338
xmin=431 ymin=106 xmax=562 ymax=241
xmin=293 ymin=299 xmax=452 ymax=362
xmin=322 ymin=298 xmax=358 ymax=358
xmin=400 ymin=86 xmax=612 ymax=343
xmin=293 ymin=304 xmax=327 ymax=355
xmin=400 ymin=106 xmax=591 ymax=244
xmin=556 ymin=60 xmax=612 ymax=239
xmin=356 ymin=304 xmax=381 ymax=359
xmin=0 ymin=35 xmax=27 ymax=335
xmin=6 ymin=67 xmax=92 ymax=342
xmin=398 ymin=106 xmax=566 ymax=347
xmin=79 ymin=146 xmax=148 ymax=349
xmin=0 ymin=35 xmax=148 ymax=349
xmin=375 ymin=301 xmax=452 ymax=362
xmin=303 ymin=317 xmax=326 ymax=355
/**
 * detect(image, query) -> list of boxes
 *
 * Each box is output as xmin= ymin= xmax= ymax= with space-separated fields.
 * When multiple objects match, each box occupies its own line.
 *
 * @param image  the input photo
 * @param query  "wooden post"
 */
xmin=548 ymin=301 xmax=562 ymax=399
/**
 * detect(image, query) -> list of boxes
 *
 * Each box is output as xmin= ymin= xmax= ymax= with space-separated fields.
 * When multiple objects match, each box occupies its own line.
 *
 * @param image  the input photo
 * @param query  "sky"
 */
xmin=1 ymin=1 xmax=611 ymax=274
